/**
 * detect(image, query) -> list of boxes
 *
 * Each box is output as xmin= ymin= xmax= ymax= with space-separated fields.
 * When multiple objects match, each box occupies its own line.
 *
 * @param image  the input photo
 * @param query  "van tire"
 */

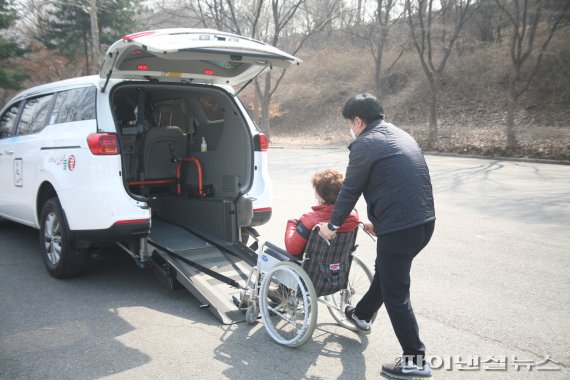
xmin=40 ymin=198 xmax=86 ymax=278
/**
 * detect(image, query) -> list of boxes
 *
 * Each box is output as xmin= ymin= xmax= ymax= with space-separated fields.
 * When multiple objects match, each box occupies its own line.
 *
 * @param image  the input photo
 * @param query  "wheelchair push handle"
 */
xmin=358 ymin=222 xmax=377 ymax=242
xmin=313 ymin=225 xmax=332 ymax=246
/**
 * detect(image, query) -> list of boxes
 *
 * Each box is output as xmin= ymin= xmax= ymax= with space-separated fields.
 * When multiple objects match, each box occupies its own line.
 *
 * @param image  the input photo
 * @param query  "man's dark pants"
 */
xmin=355 ymin=221 xmax=435 ymax=364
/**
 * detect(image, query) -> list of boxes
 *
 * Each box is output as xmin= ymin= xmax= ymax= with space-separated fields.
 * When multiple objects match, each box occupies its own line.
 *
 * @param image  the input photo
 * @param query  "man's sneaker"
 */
xmin=344 ymin=306 xmax=371 ymax=335
xmin=381 ymin=357 xmax=432 ymax=379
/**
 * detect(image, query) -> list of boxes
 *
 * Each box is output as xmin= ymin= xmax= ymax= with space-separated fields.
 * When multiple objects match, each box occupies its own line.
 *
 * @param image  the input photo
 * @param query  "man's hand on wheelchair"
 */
xmin=318 ymin=222 xmax=336 ymax=240
xmin=363 ymin=222 xmax=376 ymax=237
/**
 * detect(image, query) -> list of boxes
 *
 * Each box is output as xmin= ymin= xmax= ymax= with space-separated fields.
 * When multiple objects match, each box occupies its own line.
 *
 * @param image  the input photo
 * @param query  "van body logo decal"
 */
xmin=48 ymin=154 xmax=77 ymax=171
xmin=68 ymin=155 xmax=76 ymax=171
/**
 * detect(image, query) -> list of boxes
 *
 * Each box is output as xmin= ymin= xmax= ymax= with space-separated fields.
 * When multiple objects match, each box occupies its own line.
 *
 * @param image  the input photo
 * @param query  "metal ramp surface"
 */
xmin=149 ymin=219 xmax=252 ymax=324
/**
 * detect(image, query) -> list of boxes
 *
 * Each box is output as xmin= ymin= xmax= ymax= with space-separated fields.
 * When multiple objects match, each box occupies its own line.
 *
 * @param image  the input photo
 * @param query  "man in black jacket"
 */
xmin=319 ymin=93 xmax=436 ymax=379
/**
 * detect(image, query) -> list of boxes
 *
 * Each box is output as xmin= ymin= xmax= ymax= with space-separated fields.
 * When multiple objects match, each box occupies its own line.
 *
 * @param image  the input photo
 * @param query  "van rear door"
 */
xmin=100 ymin=28 xmax=302 ymax=85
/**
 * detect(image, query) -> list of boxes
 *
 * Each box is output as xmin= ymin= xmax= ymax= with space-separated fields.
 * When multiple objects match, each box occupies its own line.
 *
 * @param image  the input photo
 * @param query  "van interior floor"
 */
xmin=148 ymin=219 xmax=253 ymax=324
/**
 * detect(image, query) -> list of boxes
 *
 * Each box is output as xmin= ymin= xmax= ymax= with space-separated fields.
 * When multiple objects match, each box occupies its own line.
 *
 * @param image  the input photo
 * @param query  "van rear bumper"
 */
xmin=72 ymin=220 xmax=150 ymax=243
xmin=251 ymin=207 xmax=271 ymax=226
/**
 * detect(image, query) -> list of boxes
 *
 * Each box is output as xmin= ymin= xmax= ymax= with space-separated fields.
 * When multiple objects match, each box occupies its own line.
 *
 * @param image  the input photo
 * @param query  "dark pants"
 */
xmin=355 ymin=221 xmax=435 ymax=363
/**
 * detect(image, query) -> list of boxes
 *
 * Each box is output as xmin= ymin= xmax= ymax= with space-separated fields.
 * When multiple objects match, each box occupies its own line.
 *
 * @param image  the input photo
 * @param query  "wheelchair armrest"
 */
xmin=263 ymin=241 xmax=301 ymax=263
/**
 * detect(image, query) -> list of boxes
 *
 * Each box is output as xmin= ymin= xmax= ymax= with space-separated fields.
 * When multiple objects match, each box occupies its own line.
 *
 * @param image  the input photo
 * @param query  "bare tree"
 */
xmin=345 ymin=0 xmax=404 ymax=98
xmin=89 ymin=0 xmax=100 ymax=68
xmin=188 ymin=0 xmax=340 ymax=138
xmin=405 ymin=0 xmax=478 ymax=148
xmin=496 ymin=0 xmax=570 ymax=149
xmin=372 ymin=0 xmax=403 ymax=97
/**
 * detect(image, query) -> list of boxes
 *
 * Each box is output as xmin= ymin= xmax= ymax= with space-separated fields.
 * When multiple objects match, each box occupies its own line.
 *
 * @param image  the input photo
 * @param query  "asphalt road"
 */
xmin=1 ymin=148 xmax=569 ymax=379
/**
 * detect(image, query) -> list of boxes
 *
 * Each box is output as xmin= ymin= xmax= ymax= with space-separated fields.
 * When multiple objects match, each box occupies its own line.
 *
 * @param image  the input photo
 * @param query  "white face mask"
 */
xmin=350 ymin=127 xmax=356 ymax=140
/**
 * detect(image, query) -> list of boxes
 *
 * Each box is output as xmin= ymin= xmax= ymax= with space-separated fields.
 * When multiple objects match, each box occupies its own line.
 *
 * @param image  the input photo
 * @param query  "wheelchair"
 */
xmin=238 ymin=224 xmax=375 ymax=347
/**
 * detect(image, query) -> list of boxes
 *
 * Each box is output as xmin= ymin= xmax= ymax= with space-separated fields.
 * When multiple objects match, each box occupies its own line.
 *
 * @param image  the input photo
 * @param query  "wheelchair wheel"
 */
xmin=325 ymin=255 xmax=376 ymax=331
xmin=259 ymin=261 xmax=318 ymax=347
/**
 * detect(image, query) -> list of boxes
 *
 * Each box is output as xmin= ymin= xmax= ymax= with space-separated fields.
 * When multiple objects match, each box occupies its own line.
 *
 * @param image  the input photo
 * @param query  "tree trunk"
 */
xmin=374 ymin=27 xmax=388 ymax=98
xmin=506 ymin=81 xmax=518 ymax=149
xmin=427 ymin=76 xmax=439 ymax=149
xmin=83 ymin=29 xmax=90 ymax=75
xmin=253 ymin=88 xmax=260 ymax=124
xmin=90 ymin=0 xmax=100 ymax=72
xmin=374 ymin=53 xmax=382 ymax=98
xmin=260 ymin=72 xmax=272 ymax=139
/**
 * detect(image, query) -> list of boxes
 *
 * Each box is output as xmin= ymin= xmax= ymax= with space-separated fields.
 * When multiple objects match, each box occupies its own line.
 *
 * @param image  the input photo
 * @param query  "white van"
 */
xmin=0 ymin=28 xmax=301 ymax=279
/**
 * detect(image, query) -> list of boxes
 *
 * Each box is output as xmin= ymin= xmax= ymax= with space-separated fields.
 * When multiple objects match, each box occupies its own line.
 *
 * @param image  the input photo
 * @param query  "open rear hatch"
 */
xmin=100 ymin=28 xmax=302 ymax=86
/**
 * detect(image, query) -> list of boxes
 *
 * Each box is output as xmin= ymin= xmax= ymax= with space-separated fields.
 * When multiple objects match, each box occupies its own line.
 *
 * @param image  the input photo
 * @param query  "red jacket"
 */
xmin=284 ymin=205 xmax=359 ymax=256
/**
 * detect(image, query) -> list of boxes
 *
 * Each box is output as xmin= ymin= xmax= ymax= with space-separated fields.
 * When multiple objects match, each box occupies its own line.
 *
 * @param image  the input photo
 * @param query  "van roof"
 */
xmin=6 ymin=75 xmax=102 ymax=105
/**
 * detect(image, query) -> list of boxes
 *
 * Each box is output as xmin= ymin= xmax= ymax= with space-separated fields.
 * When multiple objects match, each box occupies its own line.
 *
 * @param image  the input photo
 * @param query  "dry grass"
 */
xmin=268 ymin=33 xmax=570 ymax=161
xmin=270 ymin=123 xmax=570 ymax=161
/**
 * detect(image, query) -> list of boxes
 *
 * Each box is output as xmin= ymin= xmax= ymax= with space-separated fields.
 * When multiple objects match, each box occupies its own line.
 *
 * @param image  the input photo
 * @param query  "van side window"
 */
xmin=51 ymin=87 xmax=96 ymax=124
xmin=17 ymin=94 xmax=55 ymax=135
xmin=0 ymin=103 xmax=21 ymax=139
xmin=198 ymin=95 xmax=224 ymax=121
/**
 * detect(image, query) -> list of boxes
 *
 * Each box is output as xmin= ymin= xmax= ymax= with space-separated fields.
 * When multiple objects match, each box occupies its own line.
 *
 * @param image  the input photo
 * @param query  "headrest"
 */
xmin=116 ymin=102 xmax=136 ymax=122
xmin=156 ymin=103 xmax=185 ymax=127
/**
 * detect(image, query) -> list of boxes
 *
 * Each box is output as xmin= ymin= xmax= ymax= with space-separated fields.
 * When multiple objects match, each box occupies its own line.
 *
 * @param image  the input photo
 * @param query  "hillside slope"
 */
xmin=268 ymin=31 xmax=570 ymax=160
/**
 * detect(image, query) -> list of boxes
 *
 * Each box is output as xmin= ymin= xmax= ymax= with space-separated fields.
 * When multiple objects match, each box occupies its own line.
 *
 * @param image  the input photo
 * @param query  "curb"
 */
xmin=424 ymin=151 xmax=570 ymax=166
xmin=268 ymin=145 xmax=570 ymax=166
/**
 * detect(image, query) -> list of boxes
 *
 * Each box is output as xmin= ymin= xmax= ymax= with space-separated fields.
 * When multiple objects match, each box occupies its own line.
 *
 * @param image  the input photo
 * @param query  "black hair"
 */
xmin=342 ymin=93 xmax=384 ymax=124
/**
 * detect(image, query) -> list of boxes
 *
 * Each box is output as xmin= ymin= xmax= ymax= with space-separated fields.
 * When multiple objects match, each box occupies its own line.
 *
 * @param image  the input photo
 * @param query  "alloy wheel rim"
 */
xmin=44 ymin=212 xmax=62 ymax=265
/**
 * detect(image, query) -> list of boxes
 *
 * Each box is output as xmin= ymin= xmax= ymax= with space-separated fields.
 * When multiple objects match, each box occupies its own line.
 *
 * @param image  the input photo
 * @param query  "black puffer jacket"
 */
xmin=330 ymin=118 xmax=435 ymax=235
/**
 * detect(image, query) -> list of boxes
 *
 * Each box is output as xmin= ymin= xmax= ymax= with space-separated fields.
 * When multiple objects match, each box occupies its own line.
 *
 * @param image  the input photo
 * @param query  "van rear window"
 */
xmin=51 ymin=87 xmax=96 ymax=124
xmin=199 ymin=95 xmax=224 ymax=121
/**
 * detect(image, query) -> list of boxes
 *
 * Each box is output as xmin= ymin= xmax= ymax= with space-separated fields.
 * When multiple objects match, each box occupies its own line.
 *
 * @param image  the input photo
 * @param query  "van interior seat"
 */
xmin=116 ymin=101 xmax=137 ymax=127
xmin=142 ymin=124 xmax=187 ymax=181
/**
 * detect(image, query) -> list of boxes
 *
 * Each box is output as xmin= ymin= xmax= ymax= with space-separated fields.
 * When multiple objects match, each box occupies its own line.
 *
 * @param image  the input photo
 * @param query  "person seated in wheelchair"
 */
xmin=284 ymin=169 xmax=359 ymax=256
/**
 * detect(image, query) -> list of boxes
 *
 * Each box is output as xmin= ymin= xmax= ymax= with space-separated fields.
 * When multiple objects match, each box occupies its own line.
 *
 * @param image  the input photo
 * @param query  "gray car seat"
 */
xmin=142 ymin=104 xmax=187 ymax=181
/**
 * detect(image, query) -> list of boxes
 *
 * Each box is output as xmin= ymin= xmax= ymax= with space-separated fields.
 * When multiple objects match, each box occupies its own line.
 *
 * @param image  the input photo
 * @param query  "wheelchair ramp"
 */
xmin=149 ymin=219 xmax=252 ymax=324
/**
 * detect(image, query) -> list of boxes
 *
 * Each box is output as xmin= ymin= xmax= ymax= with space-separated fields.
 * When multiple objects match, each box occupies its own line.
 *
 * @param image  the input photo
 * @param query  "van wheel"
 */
xmin=40 ymin=198 xmax=86 ymax=278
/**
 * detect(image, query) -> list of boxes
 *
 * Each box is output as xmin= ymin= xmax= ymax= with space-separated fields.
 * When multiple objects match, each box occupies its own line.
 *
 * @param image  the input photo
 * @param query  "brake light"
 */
xmin=123 ymin=31 xmax=156 ymax=41
xmin=87 ymin=133 xmax=119 ymax=155
xmin=137 ymin=64 xmax=149 ymax=70
xmin=254 ymin=133 xmax=269 ymax=152
xmin=204 ymin=69 xmax=215 ymax=75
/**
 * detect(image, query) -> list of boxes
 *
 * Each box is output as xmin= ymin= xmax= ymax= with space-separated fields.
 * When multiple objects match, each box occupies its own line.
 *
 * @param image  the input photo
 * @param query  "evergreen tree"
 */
xmin=0 ymin=0 xmax=27 ymax=89
xmin=38 ymin=0 xmax=145 ymax=74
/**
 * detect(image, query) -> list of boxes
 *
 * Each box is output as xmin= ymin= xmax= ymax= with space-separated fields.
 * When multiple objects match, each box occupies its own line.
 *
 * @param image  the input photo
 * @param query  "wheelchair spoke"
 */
xmin=259 ymin=262 xmax=318 ymax=347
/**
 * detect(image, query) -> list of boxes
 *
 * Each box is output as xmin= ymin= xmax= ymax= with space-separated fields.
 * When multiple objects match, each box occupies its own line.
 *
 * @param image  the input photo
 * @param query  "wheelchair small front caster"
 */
xmin=245 ymin=303 xmax=259 ymax=324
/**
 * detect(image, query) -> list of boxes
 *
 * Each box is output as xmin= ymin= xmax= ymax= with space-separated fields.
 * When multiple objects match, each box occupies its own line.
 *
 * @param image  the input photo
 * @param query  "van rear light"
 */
xmin=254 ymin=133 xmax=269 ymax=152
xmin=87 ymin=133 xmax=119 ymax=155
